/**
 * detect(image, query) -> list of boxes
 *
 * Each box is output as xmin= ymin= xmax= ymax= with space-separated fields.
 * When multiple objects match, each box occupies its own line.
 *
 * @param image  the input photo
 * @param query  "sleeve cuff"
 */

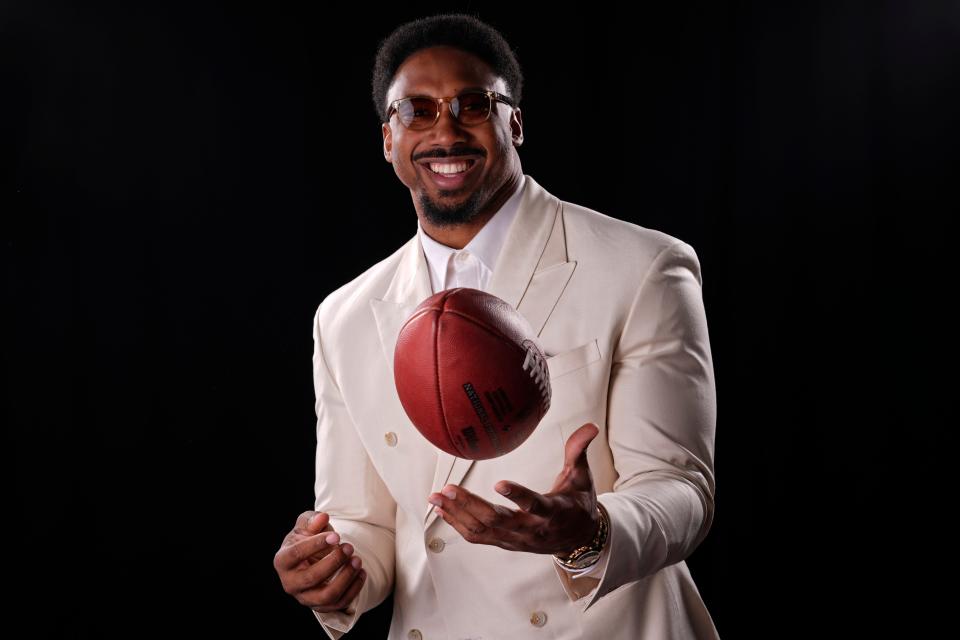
xmin=552 ymin=503 xmax=613 ymax=601
xmin=312 ymin=605 xmax=357 ymax=640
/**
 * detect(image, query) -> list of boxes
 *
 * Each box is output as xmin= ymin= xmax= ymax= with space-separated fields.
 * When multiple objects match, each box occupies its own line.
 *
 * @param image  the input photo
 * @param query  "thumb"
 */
xmin=307 ymin=511 xmax=330 ymax=532
xmin=566 ymin=423 xmax=599 ymax=462
xmin=563 ymin=423 xmax=599 ymax=477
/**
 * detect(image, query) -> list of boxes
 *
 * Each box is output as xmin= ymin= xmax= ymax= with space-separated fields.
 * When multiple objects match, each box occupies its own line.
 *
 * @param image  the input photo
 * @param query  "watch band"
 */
xmin=553 ymin=502 xmax=609 ymax=570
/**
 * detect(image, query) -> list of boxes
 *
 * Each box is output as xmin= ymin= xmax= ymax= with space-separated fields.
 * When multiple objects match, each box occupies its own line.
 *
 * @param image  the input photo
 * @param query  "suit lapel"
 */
xmin=369 ymin=175 xmax=577 ymax=529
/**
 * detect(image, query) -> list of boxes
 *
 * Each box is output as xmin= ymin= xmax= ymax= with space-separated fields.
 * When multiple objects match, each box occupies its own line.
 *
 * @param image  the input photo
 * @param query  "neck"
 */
xmin=418 ymin=171 xmax=522 ymax=249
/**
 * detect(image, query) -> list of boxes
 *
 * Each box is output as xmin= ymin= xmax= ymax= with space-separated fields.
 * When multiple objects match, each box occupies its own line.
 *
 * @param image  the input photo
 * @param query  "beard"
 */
xmin=417 ymin=184 xmax=487 ymax=228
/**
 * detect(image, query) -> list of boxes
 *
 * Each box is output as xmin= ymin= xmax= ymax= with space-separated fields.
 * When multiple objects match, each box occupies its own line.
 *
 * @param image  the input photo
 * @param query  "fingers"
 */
xmin=434 ymin=502 xmax=528 ymax=550
xmin=434 ymin=498 xmax=487 ymax=538
xmin=296 ymin=542 xmax=360 ymax=594
xmin=295 ymin=510 xmax=330 ymax=535
xmin=307 ymin=568 xmax=366 ymax=613
xmin=278 ymin=511 xmax=367 ymax=611
xmin=329 ymin=567 xmax=366 ymax=610
xmin=300 ymin=547 xmax=366 ymax=611
xmin=429 ymin=485 xmax=533 ymax=545
xmin=275 ymin=529 xmax=341 ymax=572
xmin=495 ymin=481 xmax=552 ymax=518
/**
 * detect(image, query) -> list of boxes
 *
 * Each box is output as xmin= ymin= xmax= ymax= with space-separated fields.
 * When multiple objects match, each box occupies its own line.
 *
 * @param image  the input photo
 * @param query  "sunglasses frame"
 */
xmin=386 ymin=89 xmax=515 ymax=129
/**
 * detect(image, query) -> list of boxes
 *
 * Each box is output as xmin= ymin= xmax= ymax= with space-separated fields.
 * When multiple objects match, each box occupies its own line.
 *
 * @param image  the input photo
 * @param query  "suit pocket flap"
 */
xmin=545 ymin=338 xmax=601 ymax=379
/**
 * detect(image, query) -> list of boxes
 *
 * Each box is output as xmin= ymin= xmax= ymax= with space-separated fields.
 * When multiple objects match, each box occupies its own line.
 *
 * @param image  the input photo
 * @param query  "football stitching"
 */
xmin=433 ymin=309 xmax=464 ymax=458
xmin=521 ymin=340 xmax=552 ymax=414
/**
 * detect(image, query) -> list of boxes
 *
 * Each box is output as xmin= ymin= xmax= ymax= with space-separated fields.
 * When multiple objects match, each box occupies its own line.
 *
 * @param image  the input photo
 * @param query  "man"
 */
xmin=274 ymin=13 xmax=719 ymax=640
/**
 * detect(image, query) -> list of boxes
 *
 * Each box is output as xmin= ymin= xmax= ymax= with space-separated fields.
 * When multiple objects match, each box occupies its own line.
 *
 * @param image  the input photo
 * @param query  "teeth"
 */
xmin=428 ymin=161 xmax=471 ymax=175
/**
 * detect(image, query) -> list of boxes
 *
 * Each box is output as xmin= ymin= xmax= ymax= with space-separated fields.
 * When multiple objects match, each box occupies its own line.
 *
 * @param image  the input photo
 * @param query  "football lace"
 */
xmin=521 ymin=340 xmax=552 ymax=412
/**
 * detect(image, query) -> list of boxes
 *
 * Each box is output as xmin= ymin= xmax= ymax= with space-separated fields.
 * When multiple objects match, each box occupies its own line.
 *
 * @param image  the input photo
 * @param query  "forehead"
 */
xmin=387 ymin=45 xmax=507 ymax=102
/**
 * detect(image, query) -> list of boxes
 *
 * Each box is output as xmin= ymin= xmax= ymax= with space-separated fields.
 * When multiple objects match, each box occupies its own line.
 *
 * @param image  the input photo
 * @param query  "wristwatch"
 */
xmin=553 ymin=502 xmax=609 ymax=570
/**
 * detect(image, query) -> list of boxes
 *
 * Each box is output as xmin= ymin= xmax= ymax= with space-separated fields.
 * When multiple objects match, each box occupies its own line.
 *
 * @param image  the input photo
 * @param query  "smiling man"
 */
xmin=274 ymin=13 xmax=720 ymax=640
xmin=381 ymin=43 xmax=524 ymax=252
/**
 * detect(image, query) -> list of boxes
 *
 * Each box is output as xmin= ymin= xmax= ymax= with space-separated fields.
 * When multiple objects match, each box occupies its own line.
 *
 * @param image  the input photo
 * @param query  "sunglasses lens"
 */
xmin=397 ymin=97 xmax=439 ymax=129
xmin=455 ymin=92 xmax=491 ymax=125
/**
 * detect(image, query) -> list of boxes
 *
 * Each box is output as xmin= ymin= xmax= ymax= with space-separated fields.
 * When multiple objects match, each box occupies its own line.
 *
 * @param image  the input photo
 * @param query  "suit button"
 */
xmin=428 ymin=537 xmax=445 ymax=553
xmin=408 ymin=630 xmax=422 ymax=640
xmin=384 ymin=432 xmax=398 ymax=447
xmin=530 ymin=611 xmax=547 ymax=627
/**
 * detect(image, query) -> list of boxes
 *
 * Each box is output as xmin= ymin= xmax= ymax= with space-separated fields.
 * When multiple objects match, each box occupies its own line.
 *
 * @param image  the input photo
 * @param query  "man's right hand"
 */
xmin=274 ymin=510 xmax=366 ymax=613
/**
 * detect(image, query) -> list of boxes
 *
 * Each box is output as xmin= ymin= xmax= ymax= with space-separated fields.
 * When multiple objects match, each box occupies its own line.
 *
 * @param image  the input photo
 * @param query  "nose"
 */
xmin=428 ymin=99 xmax=468 ymax=144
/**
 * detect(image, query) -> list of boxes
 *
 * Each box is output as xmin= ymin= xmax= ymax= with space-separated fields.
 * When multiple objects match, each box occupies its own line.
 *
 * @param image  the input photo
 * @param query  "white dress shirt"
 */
xmin=417 ymin=175 xmax=525 ymax=295
xmin=416 ymin=174 xmax=610 ymax=579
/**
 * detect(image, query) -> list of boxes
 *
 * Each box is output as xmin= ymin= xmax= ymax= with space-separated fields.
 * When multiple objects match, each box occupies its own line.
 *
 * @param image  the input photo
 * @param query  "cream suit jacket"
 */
xmin=309 ymin=174 xmax=720 ymax=639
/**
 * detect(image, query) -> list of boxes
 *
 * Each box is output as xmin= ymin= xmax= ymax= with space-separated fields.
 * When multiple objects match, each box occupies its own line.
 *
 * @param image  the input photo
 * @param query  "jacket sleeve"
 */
xmin=563 ymin=240 xmax=717 ymax=613
xmin=310 ymin=302 xmax=397 ymax=638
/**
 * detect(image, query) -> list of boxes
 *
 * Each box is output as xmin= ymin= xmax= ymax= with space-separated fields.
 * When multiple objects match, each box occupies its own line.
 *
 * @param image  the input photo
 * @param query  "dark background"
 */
xmin=6 ymin=2 xmax=955 ymax=637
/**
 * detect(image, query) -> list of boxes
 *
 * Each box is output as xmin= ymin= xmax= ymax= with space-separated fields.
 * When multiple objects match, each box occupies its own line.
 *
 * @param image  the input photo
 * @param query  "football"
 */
xmin=393 ymin=287 xmax=551 ymax=460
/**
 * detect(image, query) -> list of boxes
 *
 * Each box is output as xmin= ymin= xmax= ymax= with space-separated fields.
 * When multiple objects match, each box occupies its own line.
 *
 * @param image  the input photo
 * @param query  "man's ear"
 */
xmin=510 ymin=108 xmax=524 ymax=147
xmin=382 ymin=122 xmax=393 ymax=162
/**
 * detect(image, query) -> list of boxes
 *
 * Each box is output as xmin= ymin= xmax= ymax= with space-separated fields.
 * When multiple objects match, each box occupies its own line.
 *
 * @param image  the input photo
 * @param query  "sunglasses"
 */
xmin=386 ymin=89 xmax=515 ymax=130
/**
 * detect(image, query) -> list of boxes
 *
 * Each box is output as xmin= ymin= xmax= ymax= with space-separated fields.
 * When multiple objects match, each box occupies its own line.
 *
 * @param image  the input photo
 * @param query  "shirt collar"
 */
xmin=417 ymin=173 xmax=526 ymax=280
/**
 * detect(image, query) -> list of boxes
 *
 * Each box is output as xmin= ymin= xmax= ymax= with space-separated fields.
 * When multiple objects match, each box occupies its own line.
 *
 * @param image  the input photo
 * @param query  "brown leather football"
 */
xmin=393 ymin=287 xmax=552 ymax=460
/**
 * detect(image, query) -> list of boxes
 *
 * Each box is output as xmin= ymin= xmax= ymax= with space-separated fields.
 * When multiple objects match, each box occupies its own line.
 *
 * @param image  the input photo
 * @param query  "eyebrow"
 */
xmin=403 ymin=85 xmax=489 ymax=97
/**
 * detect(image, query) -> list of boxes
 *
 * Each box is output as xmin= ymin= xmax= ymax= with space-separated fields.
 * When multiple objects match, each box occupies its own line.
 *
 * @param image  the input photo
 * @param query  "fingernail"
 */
xmin=497 ymin=486 xmax=510 ymax=496
xmin=428 ymin=496 xmax=442 ymax=507
xmin=325 ymin=533 xmax=339 ymax=545
xmin=351 ymin=557 xmax=361 ymax=569
xmin=441 ymin=488 xmax=457 ymax=500
xmin=342 ymin=544 xmax=354 ymax=556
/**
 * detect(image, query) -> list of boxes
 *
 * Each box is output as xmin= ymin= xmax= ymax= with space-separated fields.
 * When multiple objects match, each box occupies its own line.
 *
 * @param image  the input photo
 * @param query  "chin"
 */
xmin=419 ymin=188 xmax=485 ymax=228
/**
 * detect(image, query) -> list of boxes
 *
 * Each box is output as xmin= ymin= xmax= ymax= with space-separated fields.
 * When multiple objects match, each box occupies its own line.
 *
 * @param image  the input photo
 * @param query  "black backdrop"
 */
xmin=6 ymin=2 xmax=956 ymax=638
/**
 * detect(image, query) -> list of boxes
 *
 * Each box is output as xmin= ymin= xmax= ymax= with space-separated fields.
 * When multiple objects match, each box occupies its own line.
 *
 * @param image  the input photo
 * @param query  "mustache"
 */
xmin=415 ymin=149 xmax=484 ymax=162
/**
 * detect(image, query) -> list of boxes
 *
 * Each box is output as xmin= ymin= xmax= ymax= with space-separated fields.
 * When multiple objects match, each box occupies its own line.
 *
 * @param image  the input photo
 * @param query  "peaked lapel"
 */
xmin=369 ymin=174 xmax=577 ymax=530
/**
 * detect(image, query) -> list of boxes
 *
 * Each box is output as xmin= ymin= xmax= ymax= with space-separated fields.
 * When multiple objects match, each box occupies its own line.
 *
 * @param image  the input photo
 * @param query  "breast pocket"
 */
xmin=484 ymin=339 xmax=604 ymax=498
xmin=542 ymin=338 xmax=606 ymax=444
xmin=545 ymin=338 xmax=602 ymax=379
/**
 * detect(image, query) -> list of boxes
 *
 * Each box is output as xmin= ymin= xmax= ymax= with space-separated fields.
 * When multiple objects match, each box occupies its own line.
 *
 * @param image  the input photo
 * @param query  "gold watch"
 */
xmin=553 ymin=502 xmax=609 ymax=570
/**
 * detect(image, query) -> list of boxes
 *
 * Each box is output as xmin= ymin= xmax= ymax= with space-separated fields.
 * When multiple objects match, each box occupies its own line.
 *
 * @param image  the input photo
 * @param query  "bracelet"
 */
xmin=553 ymin=502 xmax=609 ymax=569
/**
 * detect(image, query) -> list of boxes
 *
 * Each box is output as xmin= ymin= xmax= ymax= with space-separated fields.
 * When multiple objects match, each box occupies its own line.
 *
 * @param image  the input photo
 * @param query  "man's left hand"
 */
xmin=426 ymin=422 xmax=601 ymax=555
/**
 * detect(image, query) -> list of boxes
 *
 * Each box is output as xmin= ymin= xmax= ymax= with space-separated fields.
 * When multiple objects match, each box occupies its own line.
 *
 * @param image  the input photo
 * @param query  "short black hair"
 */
xmin=371 ymin=13 xmax=524 ymax=122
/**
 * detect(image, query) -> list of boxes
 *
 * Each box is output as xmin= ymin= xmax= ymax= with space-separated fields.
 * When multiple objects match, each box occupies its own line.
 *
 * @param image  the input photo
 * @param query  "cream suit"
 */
xmin=309 ymin=174 xmax=720 ymax=639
